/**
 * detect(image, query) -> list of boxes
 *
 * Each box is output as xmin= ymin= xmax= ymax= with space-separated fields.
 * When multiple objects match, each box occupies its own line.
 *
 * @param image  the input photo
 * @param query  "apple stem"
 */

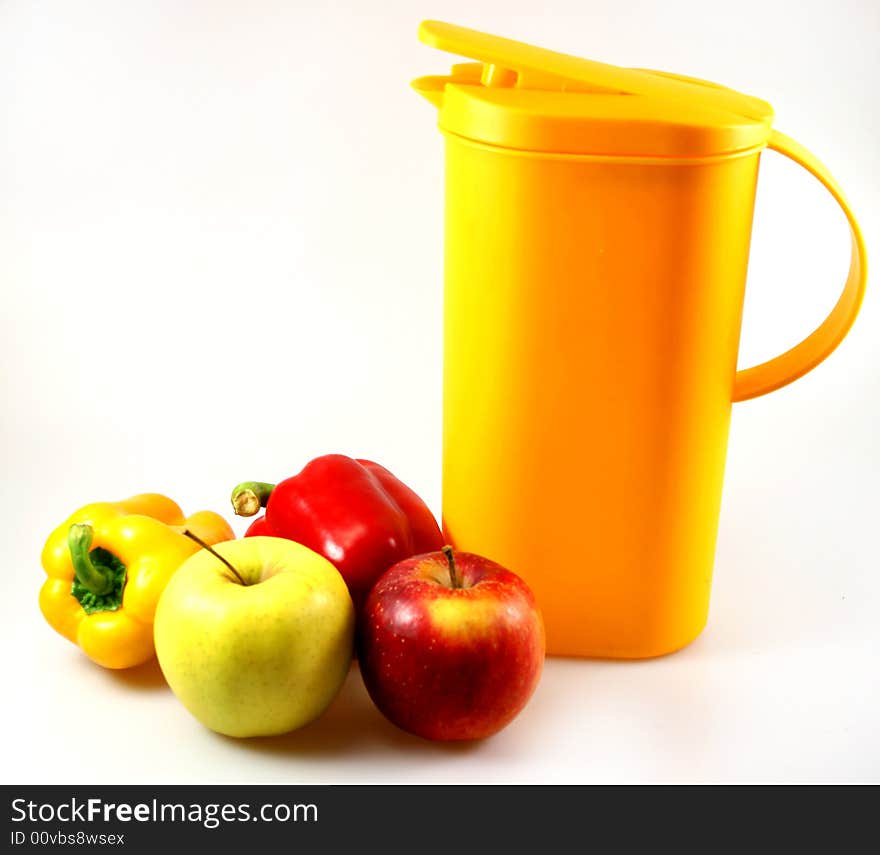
xmin=182 ymin=529 xmax=248 ymax=586
xmin=442 ymin=545 xmax=460 ymax=589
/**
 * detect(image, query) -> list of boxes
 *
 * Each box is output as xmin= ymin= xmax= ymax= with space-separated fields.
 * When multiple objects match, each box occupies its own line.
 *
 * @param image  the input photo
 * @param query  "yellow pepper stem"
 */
xmin=68 ymin=524 xmax=115 ymax=596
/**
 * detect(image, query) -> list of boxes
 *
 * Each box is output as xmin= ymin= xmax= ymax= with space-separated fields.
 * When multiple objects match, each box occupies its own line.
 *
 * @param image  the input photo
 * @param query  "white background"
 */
xmin=1 ymin=0 xmax=877 ymax=783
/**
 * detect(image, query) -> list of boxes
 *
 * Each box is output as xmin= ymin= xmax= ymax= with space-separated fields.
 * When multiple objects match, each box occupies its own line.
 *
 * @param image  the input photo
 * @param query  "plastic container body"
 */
xmin=442 ymin=137 xmax=762 ymax=658
xmin=422 ymin=21 xmax=866 ymax=659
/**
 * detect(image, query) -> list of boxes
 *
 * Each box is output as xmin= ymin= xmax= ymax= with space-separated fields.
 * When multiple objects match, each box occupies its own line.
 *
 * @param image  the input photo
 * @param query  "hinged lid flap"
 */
xmin=414 ymin=21 xmax=774 ymax=157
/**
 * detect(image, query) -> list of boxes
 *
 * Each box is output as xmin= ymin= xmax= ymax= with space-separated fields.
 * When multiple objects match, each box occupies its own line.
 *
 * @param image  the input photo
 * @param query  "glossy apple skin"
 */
xmin=357 ymin=550 xmax=545 ymax=741
xmin=155 ymin=536 xmax=354 ymax=738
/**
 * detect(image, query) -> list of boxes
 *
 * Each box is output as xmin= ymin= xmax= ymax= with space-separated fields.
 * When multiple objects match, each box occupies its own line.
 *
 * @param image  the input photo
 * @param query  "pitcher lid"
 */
xmin=413 ymin=21 xmax=774 ymax=158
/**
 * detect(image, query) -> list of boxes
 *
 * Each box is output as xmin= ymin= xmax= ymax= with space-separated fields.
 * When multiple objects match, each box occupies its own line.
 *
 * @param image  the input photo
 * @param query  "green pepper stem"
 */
xmin=230 ymin=481 xmax=276 ymax=517
xmin=442 ymin=545 xmax=460 ymax=589
xmin=68 ymin=524 xmax=115 ymax=596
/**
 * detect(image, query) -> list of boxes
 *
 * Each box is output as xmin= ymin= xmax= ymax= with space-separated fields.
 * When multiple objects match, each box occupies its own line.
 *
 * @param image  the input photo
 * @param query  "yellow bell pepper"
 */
xmin=40 ymin=493 xmax=234 ymax=669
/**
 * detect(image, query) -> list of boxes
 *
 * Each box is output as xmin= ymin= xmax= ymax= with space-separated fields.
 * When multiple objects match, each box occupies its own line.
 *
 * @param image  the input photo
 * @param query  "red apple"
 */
xmin=357 ymin=547 xmax=545 ymax=741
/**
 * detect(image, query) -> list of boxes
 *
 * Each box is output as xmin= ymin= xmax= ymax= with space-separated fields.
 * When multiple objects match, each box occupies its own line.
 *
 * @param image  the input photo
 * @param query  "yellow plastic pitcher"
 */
xmin=414 ymin=21 xmax=867 ymax=658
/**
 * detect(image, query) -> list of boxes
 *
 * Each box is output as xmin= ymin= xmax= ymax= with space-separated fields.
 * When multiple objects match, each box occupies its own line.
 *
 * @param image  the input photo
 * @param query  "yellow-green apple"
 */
xmin=154 ymin=536 xmax=354 ymax=737
xmin=357 ymin=547 xmax=545 ymax=741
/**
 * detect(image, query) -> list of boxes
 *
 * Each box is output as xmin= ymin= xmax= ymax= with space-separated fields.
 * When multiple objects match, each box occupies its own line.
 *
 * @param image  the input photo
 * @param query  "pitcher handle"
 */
xmin=732 ymin=129 xmax=867 ymax=402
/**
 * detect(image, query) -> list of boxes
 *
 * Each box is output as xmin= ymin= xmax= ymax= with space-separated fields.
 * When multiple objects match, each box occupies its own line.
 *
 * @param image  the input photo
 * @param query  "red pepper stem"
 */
xmin=230 ymin=481 xmax=275 ymax=517
xmin=442 ymin=545 xmax=460 ymax=590
xmin=68 ymin=523 xmax=115 ymax=595
xmin=182 ymin=530 xmax=249 ymax=587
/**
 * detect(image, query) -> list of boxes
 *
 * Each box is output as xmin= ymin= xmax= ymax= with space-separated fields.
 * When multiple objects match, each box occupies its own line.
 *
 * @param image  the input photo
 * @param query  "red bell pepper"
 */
xmin=244 ymin=516 xmax=275 ymax=537
xmin=231 ymin=454 xmax=444 ymax=608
